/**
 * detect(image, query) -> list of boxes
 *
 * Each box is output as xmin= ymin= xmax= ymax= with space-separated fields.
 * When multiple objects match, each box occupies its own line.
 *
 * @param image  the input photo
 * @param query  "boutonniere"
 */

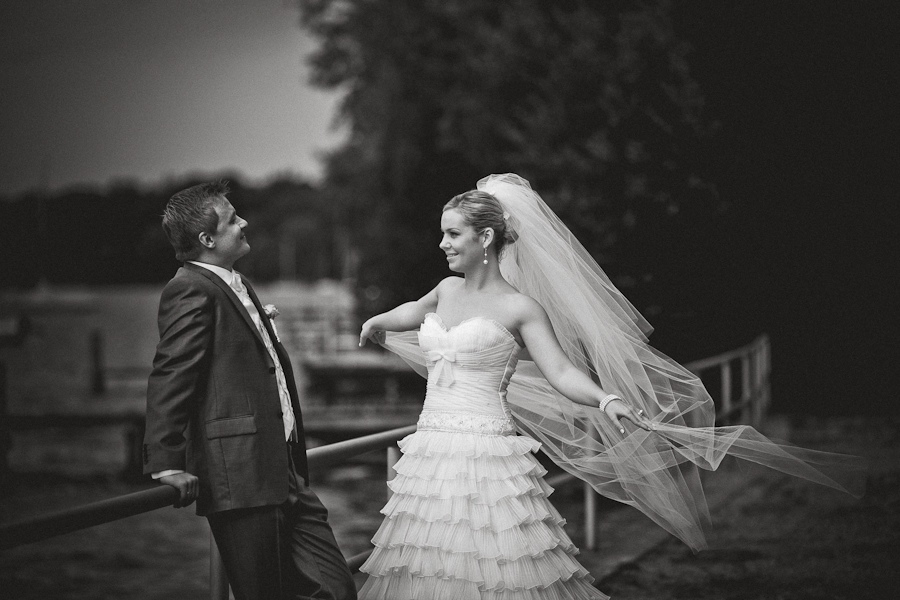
xmin=263 ymin=304 xmax=281 ymax=342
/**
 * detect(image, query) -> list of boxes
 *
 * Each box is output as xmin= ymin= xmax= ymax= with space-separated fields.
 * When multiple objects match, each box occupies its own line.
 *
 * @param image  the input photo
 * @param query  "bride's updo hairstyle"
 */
xmin=443 ymin=190 xmax=518 ymax=257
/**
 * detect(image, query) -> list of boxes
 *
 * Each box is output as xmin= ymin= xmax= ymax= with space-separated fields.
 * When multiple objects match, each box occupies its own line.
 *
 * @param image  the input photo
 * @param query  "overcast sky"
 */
xmin=0 ymin=0 xmax=344 ymax=196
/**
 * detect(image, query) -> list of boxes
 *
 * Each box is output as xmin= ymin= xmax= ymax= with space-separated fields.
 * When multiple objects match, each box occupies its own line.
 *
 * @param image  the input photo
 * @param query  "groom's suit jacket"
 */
xmin=143 ymin=262 xmax=309 ymax=516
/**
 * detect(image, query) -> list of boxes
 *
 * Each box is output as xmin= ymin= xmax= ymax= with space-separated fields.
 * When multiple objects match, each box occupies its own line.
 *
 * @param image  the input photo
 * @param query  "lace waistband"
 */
xmin=416 ymin=410 xmax=516 ymax=436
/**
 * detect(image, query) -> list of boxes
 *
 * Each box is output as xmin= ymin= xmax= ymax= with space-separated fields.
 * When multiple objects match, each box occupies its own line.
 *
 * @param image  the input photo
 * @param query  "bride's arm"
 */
xmin=358 ymin=278 xmax=446 ymax=346
xmin=518 ymin=297 xmax=652 ymax=432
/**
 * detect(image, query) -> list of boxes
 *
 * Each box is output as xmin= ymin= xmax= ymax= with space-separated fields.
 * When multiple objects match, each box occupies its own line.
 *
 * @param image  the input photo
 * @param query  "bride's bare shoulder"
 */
xmin=507 ymin=292 xmax=548 ymax=323
xmin=435 ymin=276 xmax=464 ymax=295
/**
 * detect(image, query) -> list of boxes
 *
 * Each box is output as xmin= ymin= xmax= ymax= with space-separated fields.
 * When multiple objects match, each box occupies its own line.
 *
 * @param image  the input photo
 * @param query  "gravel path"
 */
xmin=592 ymin=418 xmax=899 ymax=599
xmin=0 ymin=468 xmax=386 ymax=600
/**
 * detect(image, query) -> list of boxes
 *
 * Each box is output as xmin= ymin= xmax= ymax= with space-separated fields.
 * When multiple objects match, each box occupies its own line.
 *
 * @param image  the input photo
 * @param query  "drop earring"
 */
xmin=483 ymin=247 xmax=488 ymax=265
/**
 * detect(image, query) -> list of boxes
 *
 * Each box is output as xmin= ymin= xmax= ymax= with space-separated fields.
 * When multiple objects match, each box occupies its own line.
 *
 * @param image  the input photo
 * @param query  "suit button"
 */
xmin=269 ymin=366 xmax=276 ymax=374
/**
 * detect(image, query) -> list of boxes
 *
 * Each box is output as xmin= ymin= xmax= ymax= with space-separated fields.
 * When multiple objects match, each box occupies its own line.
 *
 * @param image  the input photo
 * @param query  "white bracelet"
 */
xmin=598 ymin=393 xmax=621 ymax=412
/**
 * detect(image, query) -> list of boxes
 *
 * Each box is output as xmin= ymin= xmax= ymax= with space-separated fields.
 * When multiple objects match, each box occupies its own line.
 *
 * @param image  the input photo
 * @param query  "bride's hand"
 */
xmin=359 ymin=320 xmax=386 ymax=347
xmin=604 ymin=399 xmax=653 ymax=434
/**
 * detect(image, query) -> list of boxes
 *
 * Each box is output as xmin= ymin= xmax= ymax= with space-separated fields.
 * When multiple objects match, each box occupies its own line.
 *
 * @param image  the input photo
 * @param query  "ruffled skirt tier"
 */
xmin=359 ymin=428 xmax=608 ymax=599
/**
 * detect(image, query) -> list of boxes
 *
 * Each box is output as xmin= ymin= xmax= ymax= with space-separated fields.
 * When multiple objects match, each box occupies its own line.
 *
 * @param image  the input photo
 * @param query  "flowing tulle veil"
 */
xmin=382 ymin=173 xmax=865 ymax=551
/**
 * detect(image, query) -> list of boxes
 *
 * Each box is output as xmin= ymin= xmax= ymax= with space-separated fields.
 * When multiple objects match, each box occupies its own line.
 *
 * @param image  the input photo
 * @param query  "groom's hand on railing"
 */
xmin=159 ymin=472 xmax=200 ymax=508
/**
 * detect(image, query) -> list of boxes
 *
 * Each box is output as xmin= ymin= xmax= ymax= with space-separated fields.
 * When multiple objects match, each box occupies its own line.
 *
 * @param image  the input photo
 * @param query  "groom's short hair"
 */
xmin=162 ymin=180 xmax=230 ymax=261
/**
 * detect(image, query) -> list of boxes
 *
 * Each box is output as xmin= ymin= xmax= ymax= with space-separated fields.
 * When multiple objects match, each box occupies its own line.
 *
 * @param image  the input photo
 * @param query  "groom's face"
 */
xmin=209 ymin=197 xmax=250 ymax=265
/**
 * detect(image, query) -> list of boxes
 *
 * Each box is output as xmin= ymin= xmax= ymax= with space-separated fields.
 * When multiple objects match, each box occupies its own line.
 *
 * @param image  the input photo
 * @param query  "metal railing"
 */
xmin=0 ymin=335 xmax=770 ymax=598
xmin=535 ymin=334 xmax=772 ymax=551
xmin=685 ymin=334 xmax=771 ymax=427
xmin=0 ymin=424 xmax=415 ymax=547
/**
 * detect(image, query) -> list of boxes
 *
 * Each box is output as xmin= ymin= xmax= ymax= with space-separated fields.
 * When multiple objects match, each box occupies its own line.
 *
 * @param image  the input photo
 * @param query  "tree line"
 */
xmin=0 ymin=176 xmax=345 ymax=288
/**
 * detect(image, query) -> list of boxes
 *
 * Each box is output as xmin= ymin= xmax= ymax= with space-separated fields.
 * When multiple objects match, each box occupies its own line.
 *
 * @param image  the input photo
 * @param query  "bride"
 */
xmin=356 ymin=174 xmax=863 ymax=599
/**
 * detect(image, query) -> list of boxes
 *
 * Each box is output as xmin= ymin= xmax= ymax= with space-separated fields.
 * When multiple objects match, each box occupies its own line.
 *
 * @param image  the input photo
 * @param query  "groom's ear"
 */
xmin=198 ymin=230 xmax=216 ymax=250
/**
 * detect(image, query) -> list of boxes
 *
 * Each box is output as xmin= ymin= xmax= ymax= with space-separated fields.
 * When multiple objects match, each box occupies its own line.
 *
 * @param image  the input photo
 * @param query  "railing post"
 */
xmin=210 ymin=529 xmax=230 ymax=600
xmin=122 ymin=417 xmax=145 ymax=481
xmin=720 ymin=361 xmax=732 ymax=420
xmin=386 ymin=444 xmax=401 ymax=500
xmin=764 ymin=338 xmax=772 ymax=414
xmin=90 ymin=329 xmax=105 ymax=395
xmin=583 ymin=481 xmax=596 ymax=550
xmin=740 ymin=355 xmax=751 ymax=423
xmin=753 ymin=342 xmax=765 ymax=427
xmin=0 ymin=362 xmax=9 ymax=483
xmin=748 ymin=347 xmax=758 ymax=427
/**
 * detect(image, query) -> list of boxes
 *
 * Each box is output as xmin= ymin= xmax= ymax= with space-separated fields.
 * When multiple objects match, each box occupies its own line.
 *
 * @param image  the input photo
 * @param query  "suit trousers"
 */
xmin=207 ymin=444 xmax=357 ymax=600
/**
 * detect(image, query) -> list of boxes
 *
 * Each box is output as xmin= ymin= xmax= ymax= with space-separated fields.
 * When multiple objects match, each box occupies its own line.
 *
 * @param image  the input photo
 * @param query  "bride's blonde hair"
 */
xmin=443 ymin=190 xmax=517 ymax=256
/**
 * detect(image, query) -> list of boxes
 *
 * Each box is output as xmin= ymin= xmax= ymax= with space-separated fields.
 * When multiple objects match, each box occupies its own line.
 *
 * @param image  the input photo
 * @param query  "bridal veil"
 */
xmin=382 ymin=173 xmax=865 ymax=551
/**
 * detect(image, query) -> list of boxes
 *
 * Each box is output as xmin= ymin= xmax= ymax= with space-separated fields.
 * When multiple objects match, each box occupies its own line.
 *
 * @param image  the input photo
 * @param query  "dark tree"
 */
xmin=298 ymin=0 xmax=728 ymax=354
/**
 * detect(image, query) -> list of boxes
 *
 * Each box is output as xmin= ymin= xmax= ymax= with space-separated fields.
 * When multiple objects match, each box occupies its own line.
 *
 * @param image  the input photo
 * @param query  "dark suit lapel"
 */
xmin=181 ymin=262 xmax=267 ymax=350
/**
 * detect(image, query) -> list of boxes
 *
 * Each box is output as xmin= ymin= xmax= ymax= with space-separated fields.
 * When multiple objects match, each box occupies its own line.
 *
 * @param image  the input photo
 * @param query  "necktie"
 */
xmin=230 ymin=272 xmax=247 ymax=296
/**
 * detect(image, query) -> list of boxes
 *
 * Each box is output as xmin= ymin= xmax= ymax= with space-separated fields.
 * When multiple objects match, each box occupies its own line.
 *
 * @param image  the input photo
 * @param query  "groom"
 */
xmin=143 ymin=181 xmax=356 ymax=600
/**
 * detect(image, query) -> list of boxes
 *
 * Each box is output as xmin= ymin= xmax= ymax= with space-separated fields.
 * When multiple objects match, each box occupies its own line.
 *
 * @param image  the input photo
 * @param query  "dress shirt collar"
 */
xmin=188 ymin=261 xmax=237 ymax=286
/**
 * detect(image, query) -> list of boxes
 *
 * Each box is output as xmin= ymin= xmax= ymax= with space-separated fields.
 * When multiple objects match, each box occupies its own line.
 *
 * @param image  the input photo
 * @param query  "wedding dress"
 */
xmin=359 ymin=173 xmax=865 ymax=598
xmin=359 ymin=313 xmax=609 ymax=599
xmin=371 ymin=175 xmax=864 ymax=556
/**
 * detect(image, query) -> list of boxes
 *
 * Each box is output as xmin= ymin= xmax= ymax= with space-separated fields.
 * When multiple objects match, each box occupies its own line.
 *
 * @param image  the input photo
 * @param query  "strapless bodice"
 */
xmin=416 ymin=313 xmax=522 ymax=435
